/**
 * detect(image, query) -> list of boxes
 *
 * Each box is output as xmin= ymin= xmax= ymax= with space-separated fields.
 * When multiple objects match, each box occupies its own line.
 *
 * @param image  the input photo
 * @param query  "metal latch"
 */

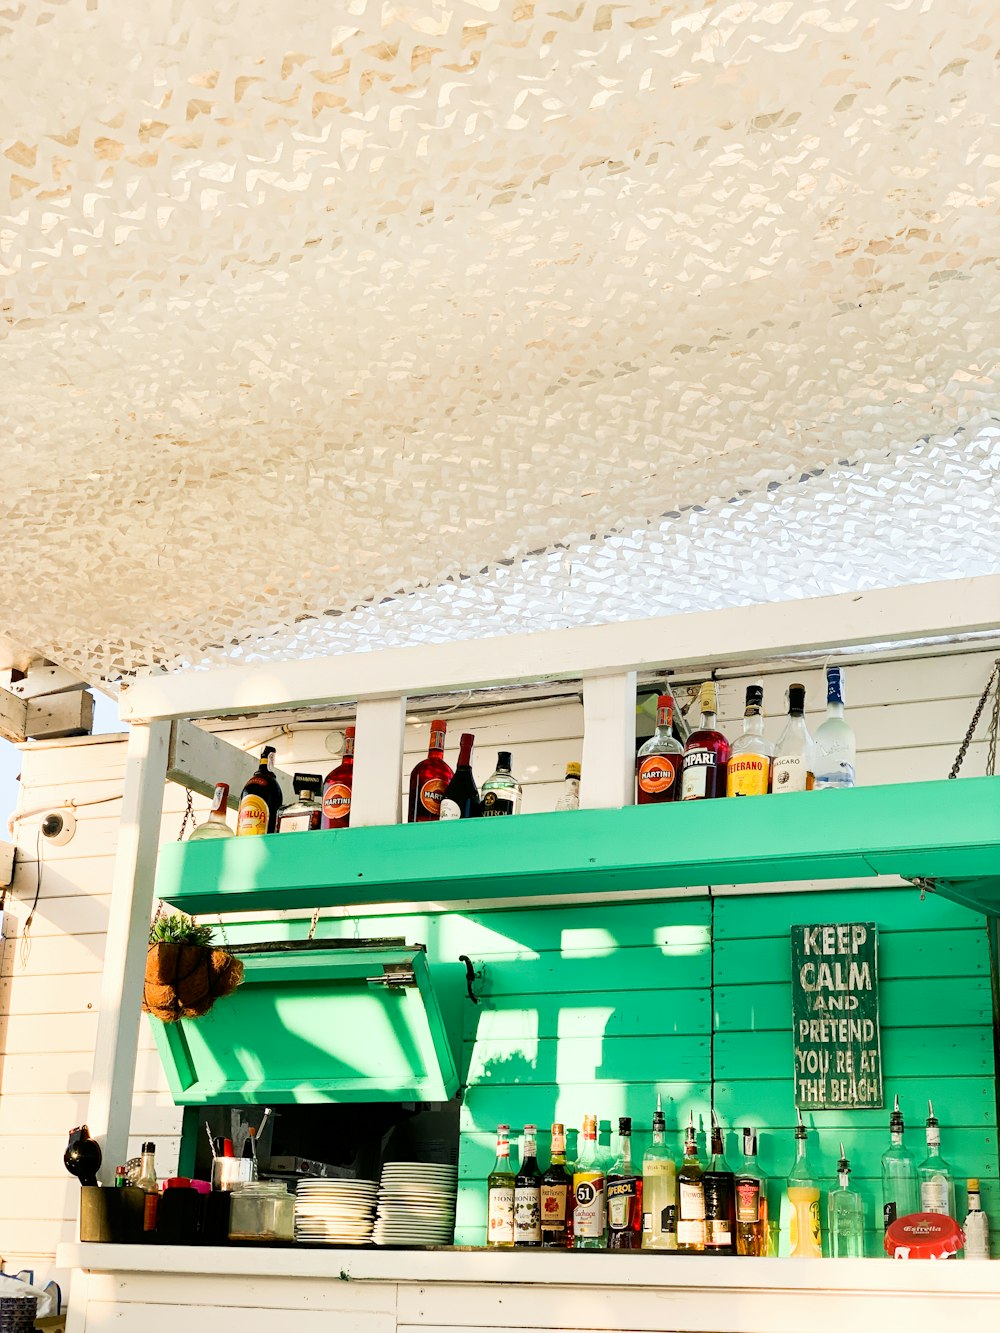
xmin=366 ymin=962 xmax=417 ymax=990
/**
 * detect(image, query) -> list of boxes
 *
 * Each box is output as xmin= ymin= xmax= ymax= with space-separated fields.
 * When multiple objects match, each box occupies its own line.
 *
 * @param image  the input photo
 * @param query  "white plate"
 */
xmin=295 ymin=1236 xmax=372 ymax=1246
xmin=374 ymin=1226 xmax=453 ymax=1237
xmin=381 ymin=1167 xmax=456 ymax=1177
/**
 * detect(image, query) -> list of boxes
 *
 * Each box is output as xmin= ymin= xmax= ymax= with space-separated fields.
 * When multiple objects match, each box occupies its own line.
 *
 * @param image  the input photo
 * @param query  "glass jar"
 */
xmin=228 ymin=1181 xmax=294 ymax=1242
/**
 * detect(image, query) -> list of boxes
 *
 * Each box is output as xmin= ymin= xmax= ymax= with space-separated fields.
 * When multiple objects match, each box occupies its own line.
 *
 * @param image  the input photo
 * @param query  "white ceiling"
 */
xmin=1 ymin=0 xmax=998 ymax=682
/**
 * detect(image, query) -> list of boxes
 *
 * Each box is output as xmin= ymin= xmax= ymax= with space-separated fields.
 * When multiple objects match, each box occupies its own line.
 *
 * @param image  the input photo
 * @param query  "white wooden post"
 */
xmin=87 ymin=720 xmax=170 ymax=1180
xmin=352 ymin=696 xmax=407 ymax=826
xmin=580 ymin=672 xmax=637 ymax=809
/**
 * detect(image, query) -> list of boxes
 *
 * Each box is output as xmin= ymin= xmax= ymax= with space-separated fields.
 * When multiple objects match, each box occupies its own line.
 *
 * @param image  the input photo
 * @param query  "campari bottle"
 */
xmin=407 ymin=719 xmax=454 ymax=823
xmin=321 ymin=726 xmax=355 ymax=829
xmin=680 ymin=682 xmax=730 ymax=801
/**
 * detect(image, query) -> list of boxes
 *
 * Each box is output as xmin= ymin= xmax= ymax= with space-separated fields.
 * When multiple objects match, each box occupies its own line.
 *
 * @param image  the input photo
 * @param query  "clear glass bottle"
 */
xmin=188 ymin=783 xmax=234 ymax=840
xmin=514 ymin=1124 xmax=542 ymax=1247
xmin=787 ymin=1114 xmax=823 ymax=1257
xmin=680 ymin=683 xmax=730 ymax=800
xmin=814 ymin=667 xmax=857 ymax=789
xmin=735 ymin=1128 xmax=768 ymax=1256
xmin=918 ymin=1101 xmax=956 ymax=1218
xmin=481 ymin=751 xmax=522 ymax=817
xmin=726 ymin=684 xmax=773 ymax=797
xmin=572 ymin=1114 xmax=606 ymax=1248
xmin=882 ymin=1095 xmax=920 ymax=1230
xmin=642 ymin=1094 xmax=677 ymax=1251
xmin=541 ymin=1122 xmax=573 ymax=1249
xmin=963 ymin=1178 xmax=991 ymax=1259
xmin=704 ymin=1112 xmax=736 ymax=1254
xmin=677 ymin=1112 xmax=706 ymax=1252
xmin=276 ymin=773 xmax=324 ymax=832
xmin=607 ymin=1117 xmax=643 ymax=1249
xmin=829 ymin=1143 xmax=865 ymax=1258
xmin=636 ymin=694 xmax=684 ymax=804
xmin=772 ymin=684 xmax=816 ymax=793
xmin=555 ymin=762 xmax=581 ymax=811
xmin=487 ymin=1124 xmax=516 ymax=1249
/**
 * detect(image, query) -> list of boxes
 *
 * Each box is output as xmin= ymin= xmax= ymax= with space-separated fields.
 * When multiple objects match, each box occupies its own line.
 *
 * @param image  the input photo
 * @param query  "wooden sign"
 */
xmin=790 ymin=922 xmax=883 ymax=1110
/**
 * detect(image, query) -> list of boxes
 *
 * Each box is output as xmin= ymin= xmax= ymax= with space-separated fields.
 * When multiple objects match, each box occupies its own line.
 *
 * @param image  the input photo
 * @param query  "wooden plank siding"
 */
xmin=2 ymin=647 xmax=999 ymax=1278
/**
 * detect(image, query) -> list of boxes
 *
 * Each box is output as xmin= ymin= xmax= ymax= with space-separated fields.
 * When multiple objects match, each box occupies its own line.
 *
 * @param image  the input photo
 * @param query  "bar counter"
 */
xmin=59 ymin=1243 xmax=1000 ymax=1333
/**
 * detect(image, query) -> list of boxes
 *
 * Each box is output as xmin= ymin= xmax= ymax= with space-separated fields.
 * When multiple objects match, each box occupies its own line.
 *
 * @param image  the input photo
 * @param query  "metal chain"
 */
xmin=177 ymin=788 xmax=196 ymax=839
xmin=948 ymin=658 xmax=1000 ymax=779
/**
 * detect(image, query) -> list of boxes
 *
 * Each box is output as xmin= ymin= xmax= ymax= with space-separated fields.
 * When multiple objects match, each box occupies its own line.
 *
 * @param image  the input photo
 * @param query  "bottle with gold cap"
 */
xmin=680 ymin=682 xmax=730 ymax=800
xmin=555 ymin=762 xmax=582 ymax=810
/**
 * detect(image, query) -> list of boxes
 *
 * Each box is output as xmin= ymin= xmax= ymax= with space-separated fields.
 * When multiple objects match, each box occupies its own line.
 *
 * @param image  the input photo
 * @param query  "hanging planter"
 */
xmin=142 ymin=913 xmax=244 ymax=1023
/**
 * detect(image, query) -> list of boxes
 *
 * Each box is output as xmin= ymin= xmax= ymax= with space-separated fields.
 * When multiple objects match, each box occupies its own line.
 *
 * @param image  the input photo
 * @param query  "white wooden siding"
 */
xmin=0 ymin=645 xmax=997 ymax=1281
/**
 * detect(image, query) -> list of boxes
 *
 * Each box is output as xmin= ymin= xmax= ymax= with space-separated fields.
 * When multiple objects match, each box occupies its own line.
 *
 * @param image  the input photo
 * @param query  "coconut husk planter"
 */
xmin=142 ymin=942 xmax=244 ymax=1022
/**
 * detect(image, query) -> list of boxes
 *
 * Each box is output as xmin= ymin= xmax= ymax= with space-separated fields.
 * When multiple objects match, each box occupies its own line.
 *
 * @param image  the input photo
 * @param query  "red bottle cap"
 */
xmin=884 ymin=1212 xmax=964 ymax=1259
xmin=164 ymin=1177 xmax=192 ymax=1190
xmin=223 ymin=1138 xmax=234 ymax=1157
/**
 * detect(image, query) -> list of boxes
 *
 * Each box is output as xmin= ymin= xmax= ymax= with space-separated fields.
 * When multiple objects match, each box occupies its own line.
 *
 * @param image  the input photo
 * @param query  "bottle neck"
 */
xmin=684 ymin=1135 xmax=697 ymax=1160
xmin=742 ymin=711 xmax=765 ymax=737
xmin=618 ymin=1135 xmax=632 ymax=1172
xmin=651 ymin=1127 xmax=665 ymax=1146
xmin=838 ymin=1168 xmax=850 ymax=1190
xmin=969 ymin=1191 xmax=982 ymax=1210
xmin=700 ymin=710 xmax=717 ymax=731
xmin=825 ymin=701 xmax=844 ymax=719
xmin=522 ymin=1133 xmax=537 ymax=1162
xmin=891 ymin=1130 xmax=904 ymax=1146
xmin=457 ymin=737 xmax=474 ymax=767
xmin=710 ymin=1131 xmax=725 ymax=1161
xmin=495 ymin=1142 xmax=510 ymax=1162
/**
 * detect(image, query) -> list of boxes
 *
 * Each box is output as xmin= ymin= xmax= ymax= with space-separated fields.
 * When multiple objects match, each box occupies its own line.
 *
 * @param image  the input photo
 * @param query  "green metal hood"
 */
xmin=149 ymin=943 xmax=459 ymax=1105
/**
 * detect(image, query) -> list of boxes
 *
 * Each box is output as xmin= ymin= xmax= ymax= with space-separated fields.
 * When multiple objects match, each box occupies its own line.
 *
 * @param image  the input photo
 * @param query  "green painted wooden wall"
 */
xmin=196 ymin=883 xmax=997 ymax=1256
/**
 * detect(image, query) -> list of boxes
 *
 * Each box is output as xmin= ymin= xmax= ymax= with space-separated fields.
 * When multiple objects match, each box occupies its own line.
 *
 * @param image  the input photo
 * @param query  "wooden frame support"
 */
xmin=167 ymin=720 xmax=260 ymax=809
xmin=87 ymin=721 xmax=170 ymax=1181
xmin=580 ymin=672 xmax=637 ymax=809
xmin=352 ymin=696 xmax=407 ymax=827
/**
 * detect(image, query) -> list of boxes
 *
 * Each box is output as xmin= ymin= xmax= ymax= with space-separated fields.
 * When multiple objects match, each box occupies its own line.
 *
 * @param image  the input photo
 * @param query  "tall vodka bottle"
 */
xmin=641 ymin=1095 xmax=677 ymax=1251
xmin=814 ymin=667 xmax=857 ymax=789
xmin=881 ymin=1096 xmax=919 ymax=1231
xmin=918 ymin=1101 xmax=956 ymax=1218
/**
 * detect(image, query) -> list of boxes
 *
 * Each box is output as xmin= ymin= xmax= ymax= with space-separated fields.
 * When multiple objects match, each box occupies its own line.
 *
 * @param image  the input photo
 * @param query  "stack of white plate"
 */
xmin=373 ymin=1162 xmax=457 ymax=1247
xmin=294 ymin=1177 xmax=378 ymax=1245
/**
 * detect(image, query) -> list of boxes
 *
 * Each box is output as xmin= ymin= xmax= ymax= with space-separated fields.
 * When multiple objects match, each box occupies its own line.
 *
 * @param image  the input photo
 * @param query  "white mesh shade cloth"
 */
xmin=1 ymin=0 xmax=998 ymax=681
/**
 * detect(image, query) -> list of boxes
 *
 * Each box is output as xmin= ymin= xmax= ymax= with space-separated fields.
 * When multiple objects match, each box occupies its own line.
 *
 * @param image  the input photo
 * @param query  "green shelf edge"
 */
xmin=154 ymin=776 xmax=1000 ymax=916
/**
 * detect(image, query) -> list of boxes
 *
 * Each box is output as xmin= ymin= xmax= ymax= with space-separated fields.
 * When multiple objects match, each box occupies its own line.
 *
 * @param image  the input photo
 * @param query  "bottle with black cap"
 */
xmin=136 ymin=1140 xmax=159 ymax=1231
xmin=481 ymin=751 xmax=522 ymax=816
xmin=237 ymin=746 xmax=283 ymax=835
xmin=704 ymin=1111 xmax=736 ymax=1254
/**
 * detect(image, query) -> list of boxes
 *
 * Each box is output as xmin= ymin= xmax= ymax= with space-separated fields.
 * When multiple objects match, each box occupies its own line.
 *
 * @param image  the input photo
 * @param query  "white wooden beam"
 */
xmin=25 ymin=685 xmax=94 ymax=739
xmin=119 ymin=575 xmax=1000 ymax=723
xmin=167 ymin=720 xmax=260 ymax=809
xmin=0 ymin=685 xmax=28 ymax=743
xmin=580 ymin=673 xmax=637 ymax=809
xmin=87 ymin=721 xmax=170 ymax=1181
xmin=351 ymin=696 xmax=407 ymax=827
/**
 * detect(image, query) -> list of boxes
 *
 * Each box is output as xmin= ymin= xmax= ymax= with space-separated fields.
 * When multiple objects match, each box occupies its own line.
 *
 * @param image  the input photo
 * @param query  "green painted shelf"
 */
xmin=155 ymin=776 xmax=1000 ymax=915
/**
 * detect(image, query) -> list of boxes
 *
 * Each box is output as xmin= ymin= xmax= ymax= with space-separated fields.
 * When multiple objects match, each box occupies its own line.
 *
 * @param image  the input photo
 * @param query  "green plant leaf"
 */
xmin=149 ymin=912 xmax=215 ymax=948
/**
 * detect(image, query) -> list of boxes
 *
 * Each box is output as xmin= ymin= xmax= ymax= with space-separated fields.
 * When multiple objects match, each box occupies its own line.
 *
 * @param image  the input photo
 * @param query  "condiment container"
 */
xmin=228 ymin=1181 xmax=294 ymax=1243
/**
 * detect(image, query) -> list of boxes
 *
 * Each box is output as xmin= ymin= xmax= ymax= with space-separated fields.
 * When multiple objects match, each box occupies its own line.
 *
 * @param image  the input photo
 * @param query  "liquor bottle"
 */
xmin=787 ymin=1113 xmax=822 ymax=1257
xmin=486 ymin=1124 xmax=516 ymax=1249
xmin=828 ymin=1142 xmax=864 ymax=1258
xmin=321 ymin=726 xmax=355 ymax=829
xmin=641 ymin=1094 xmax=677 ymax=1251
xmin=814 ymin=667 xmax=856 ymax=789
xmin=237 ymin=747 xmax=283 ymax=835
xmin=555 ymin=762 xmax=581 ymax=811
xmin=680 ymin=682 xmax=730 ymax=800
xmin=772 ymin=684 xmax=816 ymax=793
xmin=440 ymin=732 xmax=481 ymax=819
xmin=481 ymin=751 xmax=522 ymax=817
xmin=918 ymin=1100 xmax=956 ymax=1218
xmin=704 ymin=1112 xmax=736 ymax=1254
xmin=136 ymin=1140 xmax=159 ymax=1231
xmin=607 ymin=1117 xmax=643 ymax=1249
xmin=963 ymin=1179 xmax=991 ymax=1259
xmin=276 ymin=773 xmax=324 ymax=832
xmin=734 ymin=1128 xmax=768 ymax=1256
xmin=541 ymin=1122 xmax=573 ymax=1249
xmin=242 ymin=1126 xmax=259 ymax=1182
xmin=636 ymin=693 xmax=684 ymax=804
xmin=514 ymin=1124 xmax=543 ymax=1247
xmin=188 ymin=783 xmax=234 ymax=840
xmin=726 ymin=684 xmax=773 ymax=797
xmin=572 ymin=1115 xmax=606 ymax=1249
xmin=677 ymin=1112 xmax=707 ymax=1252
xmin=407 ymin=720 xmax=454 ymax=823
xmin=881 ymin=1095 xmax=919 ymax=1230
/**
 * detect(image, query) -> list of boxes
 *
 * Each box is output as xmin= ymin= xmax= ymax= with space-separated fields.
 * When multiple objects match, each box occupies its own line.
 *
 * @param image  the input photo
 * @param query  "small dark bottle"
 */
xmin=321 ymin=726 xmax=355 ymax=829
xmin=514 ymin=1124 xmax=542 ymax=1247
xmin=606 ymin=1116 xmax=643 ymax=1249
xmin=703 ymin=1112 xmax=736 ymax=1255
xmin=439 ymin=732 xmax=481 ymax=819
xmin=541 ymin=1122 xmax=573 ymax=1249
xmin=407 ymin=719 xmax=454 ymax=822
xmin=237 ymin=746 xmax=283 ymax=835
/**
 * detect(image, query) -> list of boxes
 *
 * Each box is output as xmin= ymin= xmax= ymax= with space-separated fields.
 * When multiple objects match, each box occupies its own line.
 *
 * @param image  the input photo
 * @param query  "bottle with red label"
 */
xmin=407 ymin=719 xmax=454 ymax=822
xmin=680 ymin=682 xmax=730 ymax=800
xmin=321 ymin=726 xmax=355 ymax=829
xmin=636 ymin=693 xmax=684 ymax=804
